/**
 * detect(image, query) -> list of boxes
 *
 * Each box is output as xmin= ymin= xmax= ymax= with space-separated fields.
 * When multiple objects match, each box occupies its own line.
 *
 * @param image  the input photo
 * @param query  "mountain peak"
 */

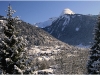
xmin=61 ymin=8 xmax=75 ymax=15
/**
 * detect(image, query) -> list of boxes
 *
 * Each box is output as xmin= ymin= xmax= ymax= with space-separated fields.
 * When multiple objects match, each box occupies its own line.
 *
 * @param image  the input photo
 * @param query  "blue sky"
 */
xmin=0 ymin=1 xmax=100 ymax=24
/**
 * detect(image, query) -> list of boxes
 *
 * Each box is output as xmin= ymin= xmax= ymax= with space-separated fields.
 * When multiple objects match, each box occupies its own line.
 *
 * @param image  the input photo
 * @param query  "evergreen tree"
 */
xmin=87 ymin=15 xmax=100 ymax=74
xmin=0 ymin=4 xmax=28 ymax=74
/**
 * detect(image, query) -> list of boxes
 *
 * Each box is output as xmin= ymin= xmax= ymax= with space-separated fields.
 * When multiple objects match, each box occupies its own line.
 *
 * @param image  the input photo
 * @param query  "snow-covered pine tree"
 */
xmin=0 ymin=4 xmax=30 ymax=74
xmin=87 ymin=14 xmax=100 ymax=74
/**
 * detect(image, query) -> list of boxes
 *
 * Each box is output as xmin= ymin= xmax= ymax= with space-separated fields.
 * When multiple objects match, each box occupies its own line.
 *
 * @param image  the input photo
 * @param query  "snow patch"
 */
xmin=6 ymin=58 xmax=11 ymax=62
xmin=63 ymin=15 xmax=70 ymax=25
xmin=78 ymin=15 xmax=81 ymax=16
xmin=0 ymin=20 xmax=7 ymax=24
xmin=63 ymin=20 xmax=67 ymax=26
xmin=61 ymin=15 xmax=70 ymax=31
xmin=62 ymin=26 xmax=66 ymax=31
xmin=76 ymin=27 xmax=79 ymax=31
xmin=50 ymin=29 xmax=54 ymax=34
xmin=0 ymin=20 xmax=3 ymax=24
xmin=58 ymin=34 xmax=60 ymax=38
xmin=14 ymin=65 xmax=23 ymax=74
xmin=33 ymin=68 xmax=54 ymax=74
xmin=39 ymin=68 xmax=53 ymax=73
xmin=35 ymin=25 xmax=38 ymax=27
xmin=67 ymin=53 xmax=78 ymax=57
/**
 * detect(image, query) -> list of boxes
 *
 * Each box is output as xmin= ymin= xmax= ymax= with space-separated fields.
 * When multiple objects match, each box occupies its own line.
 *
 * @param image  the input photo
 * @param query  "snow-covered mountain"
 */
xmin=34 ymin=8 xmax=74 ymax=28
xmin=43 ymin=8 xmax=97 ymax=46
xmin=34 ymin=17 xmax=57 ymax=28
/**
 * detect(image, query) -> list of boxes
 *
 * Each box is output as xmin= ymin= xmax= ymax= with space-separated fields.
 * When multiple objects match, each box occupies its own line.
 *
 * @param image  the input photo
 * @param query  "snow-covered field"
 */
xmin=24 ymin=44 xmax=89 ymax=74
xmin=27 ymin=45 xmax=62 ymax=61
xmin=25 ymin=45 xmax=65 ymax=74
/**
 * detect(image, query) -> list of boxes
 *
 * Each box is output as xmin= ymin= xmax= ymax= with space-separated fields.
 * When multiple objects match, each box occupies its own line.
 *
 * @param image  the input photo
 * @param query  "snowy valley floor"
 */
xmin=25 ymin=45 xmax=89 ymax=74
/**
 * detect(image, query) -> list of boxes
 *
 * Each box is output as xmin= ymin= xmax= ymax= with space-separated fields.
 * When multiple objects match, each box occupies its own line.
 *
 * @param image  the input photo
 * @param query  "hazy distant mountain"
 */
xmin=34 ymin=17 xmax=57 ymax=28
